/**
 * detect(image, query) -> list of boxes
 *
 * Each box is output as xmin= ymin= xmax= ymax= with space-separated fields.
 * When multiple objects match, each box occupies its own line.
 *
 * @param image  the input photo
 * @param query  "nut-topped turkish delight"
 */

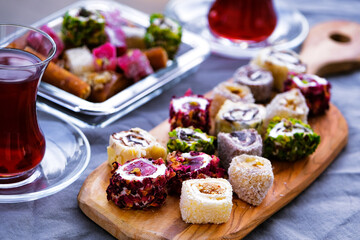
xmin=265 ymin=88 xmax=309 ymax=128
xmin=210 ymin=81 xmax=255 ymax=118
xmin=61 ymin=8 xmax=107 ymax=48
xmin=106 ymin=158 xmax=172 ymax=209
xmin=180 ymin=178 xmax=233 ymax=224
xmin=144 ymin=13 xmax=182 ymax=59
xmin=233 ymin=64 xmax=274 ymax=103
xmin=107 ymin=128 xmax=167 ymax=166
xmin=252 ymin=48 xmax=307 ymax=92
xmin=167 ymin=127 xmax=216 ymax=155
xmin=166 ymin=151 xmax=225 ymax=195
xmin=263 ymin=117 xmax=320 ymax=161
xmin=218 ymin=129 xmax=263 ymax=170
xmin=284 ymin=72 xmax=331 ymax=115
xmin=169 ymin=90 xmax=211 ymax=133
xmin=215 ymin=100 xmax=266 ymax=135
xmin=228 ymin=154 xmax=274 ymax=206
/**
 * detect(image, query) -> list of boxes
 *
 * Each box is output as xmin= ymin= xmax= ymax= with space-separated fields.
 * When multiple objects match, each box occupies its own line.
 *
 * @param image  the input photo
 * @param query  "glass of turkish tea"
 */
xmin=0 ymin=24 xmax=56 ymax=183
xmin=208 ymin=0 xmax=277 ymax=42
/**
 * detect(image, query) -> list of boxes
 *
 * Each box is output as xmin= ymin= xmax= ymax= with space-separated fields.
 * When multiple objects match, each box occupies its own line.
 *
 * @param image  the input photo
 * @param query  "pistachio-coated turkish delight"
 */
xmin=167 ymin=127 xmax=216 ymax=155
xmin=263 ymin=117 xmax=320 ymax=161
xmin=145 ymin=13 xmax=182 ymax=59
xmin=61 ymin=8 xmax=107 ymax=48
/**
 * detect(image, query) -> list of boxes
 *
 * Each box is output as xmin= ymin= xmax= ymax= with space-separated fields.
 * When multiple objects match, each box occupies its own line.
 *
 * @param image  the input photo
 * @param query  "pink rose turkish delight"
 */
xmin=117 ymin=49 xmax=153 ymax=82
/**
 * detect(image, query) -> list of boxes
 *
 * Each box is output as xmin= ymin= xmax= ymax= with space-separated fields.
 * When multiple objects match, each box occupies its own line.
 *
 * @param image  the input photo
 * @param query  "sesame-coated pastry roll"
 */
xmin=180 ymin=178 xmax=233 ymax=224
xmin=218 ymin=129 xmax=262 ymax=170
xmin=264 ymin=88 xmax=309 ymax=128
xmin=233 ymin=64 xmax=274 ymax=103
xmin=251 ymin=48 xmax=307 ymax=92
xmin=215 ymin=100 xmax=266 ymax=135
xmin=169 ymin=89 xmax=211 ymax=133
xmin=263 ymin=117 xmax=320 ymax=162
xmin=107 ymin=128 xmax=167 ymax=166
xmin=228 ymin=154 xmax=274 ymax=206
xmin=167 ymin=127 xmax=216 ymax=155
xmin=106 ymin=158 xmax=172 ymax=209
xmin=210 ymin=81 xmax=254 ymax=118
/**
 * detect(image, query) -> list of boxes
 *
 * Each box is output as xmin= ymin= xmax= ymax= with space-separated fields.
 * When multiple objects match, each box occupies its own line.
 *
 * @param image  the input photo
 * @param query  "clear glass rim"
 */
xmin=0 ymin=23 xmax=57 ymax=69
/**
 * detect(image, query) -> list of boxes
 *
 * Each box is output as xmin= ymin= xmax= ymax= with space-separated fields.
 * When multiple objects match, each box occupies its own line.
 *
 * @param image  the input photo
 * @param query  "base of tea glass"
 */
xmin=165 ymin=0 xmax=309 ymax=59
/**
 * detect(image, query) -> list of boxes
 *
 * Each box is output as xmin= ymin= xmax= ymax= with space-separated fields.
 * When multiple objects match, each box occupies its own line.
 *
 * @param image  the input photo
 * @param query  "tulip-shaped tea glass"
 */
xmin=165 ymin=0 xmax=309 ymax=58
xmin=0 ymin=24 xmax=56 ymax=185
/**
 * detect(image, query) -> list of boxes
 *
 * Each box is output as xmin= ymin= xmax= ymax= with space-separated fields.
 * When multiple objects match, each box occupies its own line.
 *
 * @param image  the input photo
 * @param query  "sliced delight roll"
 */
xmin=61 ymin=8 xmax=107 ymax=48
xmin=210 ymin=81 xmax=254 ymax=119
xmin=169 ymin=90 xmax=211 ymax=133
xmin=166 ymin=151 xmax=225 ymax=195
xmin=233 ymin=64 xmax=274 ymax=103
xmin=251 ymin=48 xmax=307 ymax=92
xmin=228 ymin=154 xmax=274 ymax=206
xmin=167 ymin=127 xmax=216 ymax=155
xmin=215 ymin=100 xmax=266 ymax=135
xmin=106 ymin=158 xmax=172 ymax=209
xmin=218 ymin=129 xmax=262 ymax=170
xmin=284 ymin=72 xmax=331 ymax=115
xmin=265 ymin=88 xmax=309 ymax=128
xmin=107 ymin=127 xmax=167 ymax=166
xmin=263 ymin=117 xmax=320 ymax=161
xmin=180 ymin=178 xmax=233 ymax=224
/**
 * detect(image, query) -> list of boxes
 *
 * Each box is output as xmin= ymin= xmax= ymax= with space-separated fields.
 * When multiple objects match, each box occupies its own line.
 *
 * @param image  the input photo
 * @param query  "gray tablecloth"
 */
xmin=1 ymin=0 xmax=360 ymax=239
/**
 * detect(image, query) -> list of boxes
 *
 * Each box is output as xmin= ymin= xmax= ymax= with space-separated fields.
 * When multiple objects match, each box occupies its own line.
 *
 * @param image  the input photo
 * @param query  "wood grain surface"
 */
xmin=300 ymin=20 xmax=360 ymax=76
xmin=78 ymin=103 xmax=348 ymax=239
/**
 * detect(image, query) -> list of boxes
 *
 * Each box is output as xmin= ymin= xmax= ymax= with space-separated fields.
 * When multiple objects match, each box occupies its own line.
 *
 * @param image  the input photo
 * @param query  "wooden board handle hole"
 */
xmin=329 ymin=32 xmax=351 ymax=43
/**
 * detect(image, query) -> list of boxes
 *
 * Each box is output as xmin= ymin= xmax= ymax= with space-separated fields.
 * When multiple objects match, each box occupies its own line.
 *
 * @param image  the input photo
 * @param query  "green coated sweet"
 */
xmin=263 ymin=117 xmax=320 ymax=161
xmin=167 ymin=128 xmax=216 ymax=154
xmin=61 ymin=8 xmax=107 ymax=48
xmin=144 ymin=13 xmax=182 ymax=59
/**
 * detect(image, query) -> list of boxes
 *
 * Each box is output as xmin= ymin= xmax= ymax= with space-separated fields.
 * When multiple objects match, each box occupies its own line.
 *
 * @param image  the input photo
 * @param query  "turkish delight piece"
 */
xmin=61 ymin=8 xmax=107 ymax=48
xmin=218 ymin=129 xmax=262 ymax=170
xmin=169 ymin=90 xmax=211 ymax=133
xmin=180 ymin=178 xmax=233 ymax=224
xmin=265 ymin=88 xmax=309 ymax=128
xmin=228 ymin=154 xmax=274 ymax=206
xmin=107 ymin=127 xmax=167 ymax=166
xmin=167 ymin=127 xmax=216 ymax=155
xmin=263 ymin=117 xmax=320 ymax=161
xmin=233 ymin=64 xmax=274 ymax=103
xmin=210 ymin=81 xmax=255 ymax=118
xmin=145 ymin=13 xmax=182 ymax=59
xmin=106 ymin=158 xmax=171 ymax=209
xmin=215 ymin=100 xmax=266 ymax=135
xmin=166 ymin=151 xmax=225 ymax=195
xmin=284 ymin=72 xmax=331 ymax=115
xmin=117 ymin=49 xmax=154 ymax=82
xmin=64 ymin=46 xmax=95 ymax=76
xmin=252 ymin=48 xmax=307 ymax=91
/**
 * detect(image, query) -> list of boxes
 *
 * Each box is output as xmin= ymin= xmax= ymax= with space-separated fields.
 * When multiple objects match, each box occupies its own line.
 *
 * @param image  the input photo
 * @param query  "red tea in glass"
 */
xmin=0 ymin=48 xmax=46 ymax=177
xmin=0 ymin=24 xmax=55 ymax=181
xmin=208 ymin=0 xmax=277 ymax=42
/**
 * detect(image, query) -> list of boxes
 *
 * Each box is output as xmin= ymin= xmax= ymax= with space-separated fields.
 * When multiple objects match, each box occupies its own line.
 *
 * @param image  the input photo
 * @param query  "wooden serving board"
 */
xmin=78 ymin=103 xmax=348 ymax=240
